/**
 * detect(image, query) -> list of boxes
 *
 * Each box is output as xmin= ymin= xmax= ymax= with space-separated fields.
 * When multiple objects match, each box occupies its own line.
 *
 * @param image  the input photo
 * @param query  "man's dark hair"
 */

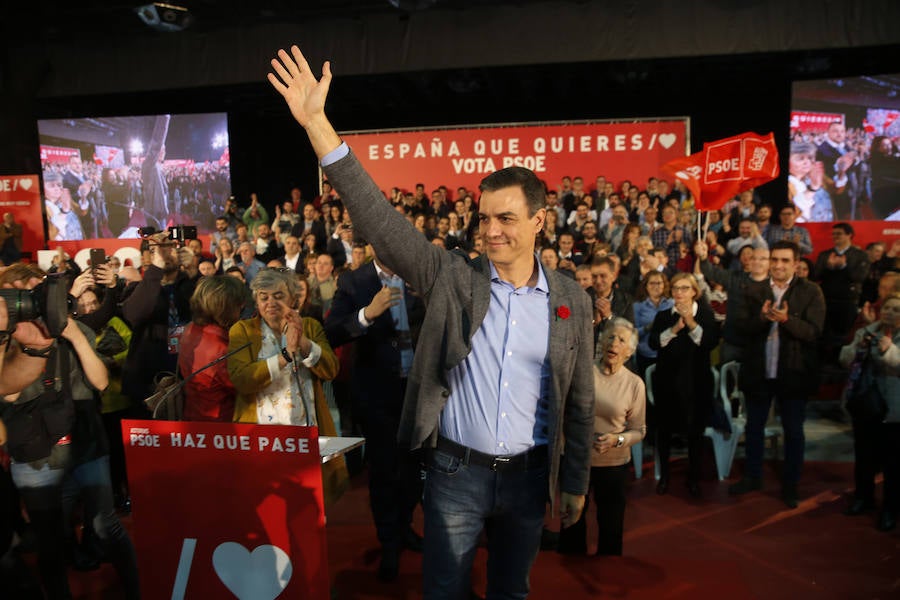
xmin=833 ymin=222 xmax=854 ymax=236
xmin=591 ymin=255 xmax=616 ymax=271
xmin=479 ymin=167 xmax=547 ymax=216
xmin=770 ymin=240 xmax=800 ymax=260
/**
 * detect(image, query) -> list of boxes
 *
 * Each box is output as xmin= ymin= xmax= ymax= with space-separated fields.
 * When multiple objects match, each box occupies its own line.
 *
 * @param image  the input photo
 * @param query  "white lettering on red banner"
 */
xmin=343 ymin=120 xmax=688 ymax=196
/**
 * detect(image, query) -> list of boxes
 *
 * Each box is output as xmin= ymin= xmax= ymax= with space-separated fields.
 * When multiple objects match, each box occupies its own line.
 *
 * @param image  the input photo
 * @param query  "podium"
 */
xmin=122 ymin=419 xmax=363 ymax=599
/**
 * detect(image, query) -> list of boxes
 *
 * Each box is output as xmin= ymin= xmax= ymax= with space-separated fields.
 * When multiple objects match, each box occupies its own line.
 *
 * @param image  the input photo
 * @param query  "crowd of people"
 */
xmin=789 ymin=122 xmax=900 ymax=221
xmin=0 ymin=47 xmax=897 ymax=598
xmin=41 ymin=154 xmax=231 ymax=241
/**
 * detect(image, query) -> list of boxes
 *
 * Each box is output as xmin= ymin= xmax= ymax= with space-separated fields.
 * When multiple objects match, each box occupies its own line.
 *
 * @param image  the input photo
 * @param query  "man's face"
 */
xmin=739 ymin=221 xmax=753 ymax=238
xmin=769 ymin=248 xmax=796 ymax=284
xmin=284 ymin=236 xmax=300 ymax=255
xmin=576 ymin=205 xmax=589 ymax=220
xmin=612 ymin=206 xmax=627 ymax=224
xmin=757 ymin=206 xmax=771 ymax=223
xmin=539 ymin=248 xmax=559 ymax=270
xmin=604 ymin=182 xmax=614 ymax=196
xmin=239 ymin=244 xmax=255 ymax=263
xmin=283 ymin=201 xmax=294 ymax=214
xmin=575 ymin=269 xmax=593 ymax=290
xmin=257 ymin=224 xmax=271 ymax=239
xmin=198 ymin=262 xmax=217 ymax=277
xmin=662 ymin=207 xmax=676 ymax=225
xmin=828 ymin=123 xmax=846 ymax=144
xmin=644 ymin=207 xmax=658 ymax=222
xmin=339 ymin=225 xmax=354 ymax=242
xmin=351 ymin=246 xmax=367 ymax=268
xmin=431 ymin=192 xmax=442 ymax=206
xmin=546 ymin=192 xmax=558 ymax=206
xmin=315 ymin=254 xmax=334 ymax=279
xmin=750 ymin=248 xmax=770 ymax=278
xmin=303 ymin=204 xmax=316 ymax=221
xmin=478 ymin=186 xmax=543 ymax=269
xmin=652 ymin=250 xmax=668 ymax=266
xmin=437 ymin=218 xmax=450 ymax=234
xmin=216 ymin=218 xmax=228 ymax=232
xmin=69 ymin=157 xmax=82 ymax=174
xmin=831 ymin=227 xmax=851 ymax=248
xmin=558 ymin=235 xmax=574 ymax=254
xmin=236 ymin=225 xmax=249 ymax=240
xmin=868 ymin=244 xmax=885 ymax=262
xmin=595 ymin=177 xmax=606 ymax=191
xmin=582 ymin=222 xmax=597 ymax=240
xmin=415 ymin=185 xmax=425 ymax=199
xmin=290 ymin=188 xmax=301 ymax=203
xmin=561 ymin=177 xmax=571 ymax=191
xmin=780 ymin=207 xmax=797 ymax=227
xmin=591 ymin=264 xmax=615 ymax=296
xmin=188 ymin=239 xmax=203 ymax=255
xmin=573 ymin=178 xmax=584 ymax=193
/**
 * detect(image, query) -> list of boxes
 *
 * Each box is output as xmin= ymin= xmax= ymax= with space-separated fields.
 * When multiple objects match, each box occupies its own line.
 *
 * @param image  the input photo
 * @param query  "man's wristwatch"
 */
xmin=615 ymin=434 xmax=626 ymax=448
xmin=280 ymin=347 xmax=293 ymax=363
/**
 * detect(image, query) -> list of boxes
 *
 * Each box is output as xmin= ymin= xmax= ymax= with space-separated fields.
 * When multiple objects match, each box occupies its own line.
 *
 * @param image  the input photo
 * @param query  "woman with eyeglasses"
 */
xmin=226 ymin=268 xmax=347 ymax=505
xmin=649 ymin=273 xmax=720 ymax=497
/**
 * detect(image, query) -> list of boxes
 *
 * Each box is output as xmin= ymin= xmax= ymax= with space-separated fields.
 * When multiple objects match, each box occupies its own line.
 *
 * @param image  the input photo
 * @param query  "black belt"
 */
xmin=435 ymin=436 xmax=547 ymax=472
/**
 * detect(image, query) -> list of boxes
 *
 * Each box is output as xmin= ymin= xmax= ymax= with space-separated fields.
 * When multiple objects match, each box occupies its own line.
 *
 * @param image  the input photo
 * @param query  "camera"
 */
xmin=0 ymin=273 xmax=74 ymax=338
xmin=168 ymin=225 xmax=197 ymax=245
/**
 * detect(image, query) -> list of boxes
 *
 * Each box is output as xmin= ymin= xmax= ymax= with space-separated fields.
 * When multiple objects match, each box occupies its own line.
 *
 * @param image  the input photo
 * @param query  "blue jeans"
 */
xmin=744 ymin=379 xmax=806 ymax=485
xmin=422 ymin=448 xmax=547 ymax=600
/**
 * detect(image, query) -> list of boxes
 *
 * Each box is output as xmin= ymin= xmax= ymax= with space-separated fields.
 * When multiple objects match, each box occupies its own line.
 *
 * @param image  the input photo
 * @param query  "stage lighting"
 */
xmin=135 ymin=3 xmax=194 ymax=32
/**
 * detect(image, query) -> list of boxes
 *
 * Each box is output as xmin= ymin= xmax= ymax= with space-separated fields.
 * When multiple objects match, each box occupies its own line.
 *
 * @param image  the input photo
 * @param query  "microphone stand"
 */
xmin=289 ymin=351 xmax=315 ymax=428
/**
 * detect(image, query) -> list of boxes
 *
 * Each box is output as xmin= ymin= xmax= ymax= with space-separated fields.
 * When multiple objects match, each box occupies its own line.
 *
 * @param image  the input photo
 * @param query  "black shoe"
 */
xmin=781 ymin=485 xmax=799 ymax=509
xmin=844 ymin=498 xmax=875 ymax=516
xmin=877 ymin=510 xmax=897 ymax=532
xmin=687 ymin=480 xmax=701 ymax=498
xmin=402 ymin=528 xmax=423 ymax=553
xmin=539 ymin=527 xmax=559 ymax=551
xmin=656 ymin=476 xmax=669 ymax=495
xmin=376 ymin=548 xmax=399 ymax=582
xmin=728 ymin=477 xmax=762 ymax=496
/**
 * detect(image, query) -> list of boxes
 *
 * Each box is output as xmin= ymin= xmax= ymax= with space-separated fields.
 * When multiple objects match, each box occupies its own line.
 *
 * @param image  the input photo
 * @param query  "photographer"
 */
xmin=121 ymin=232 xmax=195 ymax=408
xmin=0 ymin=264 xmax=139 ymax=599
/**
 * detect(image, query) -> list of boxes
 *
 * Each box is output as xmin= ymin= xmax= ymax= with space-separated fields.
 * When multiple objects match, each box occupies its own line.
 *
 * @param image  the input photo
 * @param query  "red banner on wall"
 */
xmin=39 ymin=145 xmax=81 ymax=165
xmin=790 ymin=111 xmax=845 ymax=134
xmin=0 ymin=175 xmax=46 ymax=256
xmin=340 ymin=119 xmax=689 ymax=197
xmin=122 ymin=420 xmax=329 ymax=600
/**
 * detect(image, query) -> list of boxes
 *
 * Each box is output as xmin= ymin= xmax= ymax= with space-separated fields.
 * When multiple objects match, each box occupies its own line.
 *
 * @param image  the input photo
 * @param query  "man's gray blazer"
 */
xmin=324 ymin=151 xmax=595 ymax=504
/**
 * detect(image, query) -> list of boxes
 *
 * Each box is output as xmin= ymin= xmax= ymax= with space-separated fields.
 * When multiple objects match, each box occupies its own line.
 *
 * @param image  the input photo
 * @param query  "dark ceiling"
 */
xmin=7 ymin=0 xmax=542 ymax=43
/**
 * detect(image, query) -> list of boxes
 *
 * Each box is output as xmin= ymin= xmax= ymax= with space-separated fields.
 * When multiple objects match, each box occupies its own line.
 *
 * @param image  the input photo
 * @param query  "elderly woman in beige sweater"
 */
xmin=558 ymin=317 xmax=647 ymax=555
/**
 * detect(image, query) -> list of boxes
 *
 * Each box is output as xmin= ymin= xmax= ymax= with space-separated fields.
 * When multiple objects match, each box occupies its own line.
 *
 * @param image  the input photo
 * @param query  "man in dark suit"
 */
xmin=813 ymin=222 xmax=870 ymax=363
xmin=269 ymin=45 xmax=593 ymax=600
xmin=816 ymin=122 xmax=860 ymax=220
xmin=729 ymin=240 xmax=826 ymax=508
xmin=325 ymin=252 xmax=425 ymax=581
xmin=290 ymin=202 xmax=328 ymax=253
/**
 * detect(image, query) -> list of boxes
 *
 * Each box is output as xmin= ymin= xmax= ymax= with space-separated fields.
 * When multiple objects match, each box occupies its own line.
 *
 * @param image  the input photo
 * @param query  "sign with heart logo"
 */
xmin=123 ymin=420 xmax=329 ymax=599
xmin=0 ymin=174 xmax=44 ymax=257
xmin=658 ymin=133 xmax=677 ymax=149
xmin=213 ymin=543 xmax=292 ymax=600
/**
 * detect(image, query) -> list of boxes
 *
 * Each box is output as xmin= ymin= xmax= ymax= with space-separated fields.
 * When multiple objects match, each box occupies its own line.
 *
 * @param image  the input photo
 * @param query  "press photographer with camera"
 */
xmin=121 ymin=231 xmax=196 ymax=409
xmin=0 ymin=263 xmax=139 ymax=599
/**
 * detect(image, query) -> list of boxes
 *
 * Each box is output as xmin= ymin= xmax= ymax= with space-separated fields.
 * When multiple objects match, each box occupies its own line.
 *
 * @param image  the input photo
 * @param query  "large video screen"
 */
xmin=790 ymin=73 xmax=900 ymax=222
xmin=38 ymin=113 xmax=231 ymax=240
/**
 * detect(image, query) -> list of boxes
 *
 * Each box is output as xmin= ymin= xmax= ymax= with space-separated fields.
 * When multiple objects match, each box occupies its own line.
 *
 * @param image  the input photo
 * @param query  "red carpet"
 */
xmin=65 ymin=460 xmax=899 ymax=599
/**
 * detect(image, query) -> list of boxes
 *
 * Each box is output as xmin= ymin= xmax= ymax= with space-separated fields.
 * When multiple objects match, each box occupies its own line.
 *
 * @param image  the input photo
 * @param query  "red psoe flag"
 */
xmin=662 ymin=132 xmax=780 ymax=211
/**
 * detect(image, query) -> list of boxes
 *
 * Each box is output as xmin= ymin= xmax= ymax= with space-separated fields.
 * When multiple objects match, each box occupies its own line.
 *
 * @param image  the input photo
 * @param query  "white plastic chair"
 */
xmin=719 ymin=360 xmax=781 ymax=466
xmin=703 ymin=365 xmax=741 ymax=480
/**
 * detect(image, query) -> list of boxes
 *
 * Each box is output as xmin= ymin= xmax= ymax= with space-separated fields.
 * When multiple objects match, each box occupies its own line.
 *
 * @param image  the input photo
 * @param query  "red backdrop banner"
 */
xmin=0 ymin=175 xmax=46 ymax=256
xmin=122 ymin=420 xmax=329 ymax=600
xmin=340 ymin=120 xmax=690 ymax=197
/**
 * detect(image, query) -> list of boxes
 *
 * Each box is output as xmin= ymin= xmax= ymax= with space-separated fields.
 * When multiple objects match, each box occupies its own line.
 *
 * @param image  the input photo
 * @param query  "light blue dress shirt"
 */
xmin=439 ymin=261 xmax=551 ymax=456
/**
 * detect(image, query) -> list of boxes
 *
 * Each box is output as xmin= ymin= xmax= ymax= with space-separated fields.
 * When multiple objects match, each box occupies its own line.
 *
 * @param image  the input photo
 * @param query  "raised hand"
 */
xmin=268 ymin=46 xmax=333 ymax=130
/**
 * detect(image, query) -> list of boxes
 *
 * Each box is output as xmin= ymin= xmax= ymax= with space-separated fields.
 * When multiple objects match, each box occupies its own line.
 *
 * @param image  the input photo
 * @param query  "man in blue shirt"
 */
xmin=268 ymin=45 xmax=594 ymax=599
